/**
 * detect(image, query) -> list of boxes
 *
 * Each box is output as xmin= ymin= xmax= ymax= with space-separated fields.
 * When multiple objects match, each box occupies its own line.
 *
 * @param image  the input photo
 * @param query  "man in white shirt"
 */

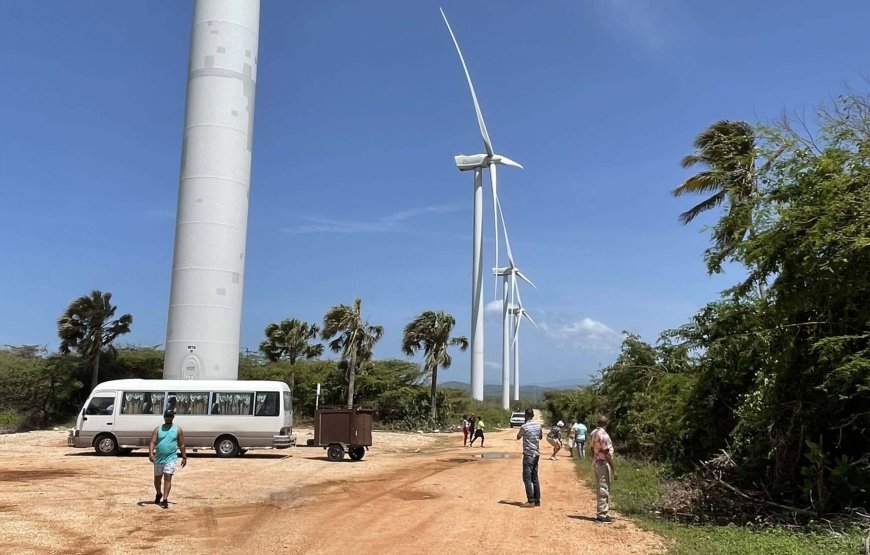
xmin=516 ymin=408 xmax=543 ymax=507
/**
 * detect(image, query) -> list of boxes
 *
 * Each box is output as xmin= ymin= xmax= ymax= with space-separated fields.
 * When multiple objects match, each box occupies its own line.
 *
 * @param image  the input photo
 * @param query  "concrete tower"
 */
xmin=164 ymin=0 xmax=260 ymax=380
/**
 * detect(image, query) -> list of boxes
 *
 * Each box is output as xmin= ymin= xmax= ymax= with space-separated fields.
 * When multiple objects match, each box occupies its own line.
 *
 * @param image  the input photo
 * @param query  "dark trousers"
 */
xmin=470 ymin=430 xmax=484 ymax=445
xmin=522 ymin=455 xmax=541 ymax=503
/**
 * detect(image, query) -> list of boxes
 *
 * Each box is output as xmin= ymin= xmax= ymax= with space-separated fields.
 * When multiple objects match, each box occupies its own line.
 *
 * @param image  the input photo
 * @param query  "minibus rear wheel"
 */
xmin=94 ymin=434 xmax=119 ymax=456
xmin=215 ymin=435 xmax=240 ymax=458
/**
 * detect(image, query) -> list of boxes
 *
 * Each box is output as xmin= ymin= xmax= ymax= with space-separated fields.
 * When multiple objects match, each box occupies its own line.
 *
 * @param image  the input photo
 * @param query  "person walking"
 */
xmin=149 ymin=409 xmax=187 ymax=509
xmin=546 ymin=420 xmax=563 ymax=460
xmin=469 ymin=417 xmax=486 ymax=447
xmin=516 ymin=408 xmax=542 ymax=507
xmin=466 ymin=414 xmax=476 ymax=448
xmin=461 ymin=415 xmax=471 ymax=447
xmin=589 ymin=415 xmax=617 ymax=523
xmin=572 ymin=418 xmax=588 ymax=459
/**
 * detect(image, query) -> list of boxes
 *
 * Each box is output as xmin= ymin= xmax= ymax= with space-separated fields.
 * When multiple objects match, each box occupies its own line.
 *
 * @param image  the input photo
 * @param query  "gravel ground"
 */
xmin=0 ymin=426 xmax=666 ymax=554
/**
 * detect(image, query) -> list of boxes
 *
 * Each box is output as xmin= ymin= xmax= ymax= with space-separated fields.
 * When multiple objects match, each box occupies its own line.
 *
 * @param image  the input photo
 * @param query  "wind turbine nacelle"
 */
xmin=454 ymin=153 xmax=489 ymax=171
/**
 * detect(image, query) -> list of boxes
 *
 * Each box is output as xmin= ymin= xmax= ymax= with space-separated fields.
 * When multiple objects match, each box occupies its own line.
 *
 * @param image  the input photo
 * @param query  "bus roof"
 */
xmin=91 ymin=379 xmax=290 ymax=392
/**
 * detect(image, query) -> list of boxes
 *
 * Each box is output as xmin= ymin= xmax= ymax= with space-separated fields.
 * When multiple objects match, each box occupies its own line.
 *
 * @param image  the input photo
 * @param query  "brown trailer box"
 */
xmin=314 ymin=408 xmax=373 ymax=461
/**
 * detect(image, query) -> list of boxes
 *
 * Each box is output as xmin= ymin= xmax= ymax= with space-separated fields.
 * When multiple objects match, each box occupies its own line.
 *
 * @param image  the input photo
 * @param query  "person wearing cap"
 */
xmin=546 ymin=420 xmax=564 ymax=460
xmin=149 ymin=409 xmax=187 ymax=509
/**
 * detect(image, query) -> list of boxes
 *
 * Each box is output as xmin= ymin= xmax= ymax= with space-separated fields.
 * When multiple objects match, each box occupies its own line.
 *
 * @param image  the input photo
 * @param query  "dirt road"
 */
xmin=0 ymin=426 xmax=665 ymax=554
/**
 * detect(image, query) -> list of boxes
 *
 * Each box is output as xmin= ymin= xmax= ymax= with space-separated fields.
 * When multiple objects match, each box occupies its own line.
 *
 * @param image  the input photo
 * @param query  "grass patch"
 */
xmin=573 ymin=455 xmax=865 ymax=554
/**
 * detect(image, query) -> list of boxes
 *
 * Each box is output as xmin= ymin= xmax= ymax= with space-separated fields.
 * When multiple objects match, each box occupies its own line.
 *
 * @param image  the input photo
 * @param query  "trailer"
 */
xmin=313 ymin=407 xmax=373 ymax=461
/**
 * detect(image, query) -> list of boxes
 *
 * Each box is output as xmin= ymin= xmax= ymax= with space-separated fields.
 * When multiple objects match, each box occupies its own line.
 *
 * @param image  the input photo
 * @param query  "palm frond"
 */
xmin=672 ymin=172 xmax=725 ymax=196
xmin=678 ymin=190 xmax=727 ymax=225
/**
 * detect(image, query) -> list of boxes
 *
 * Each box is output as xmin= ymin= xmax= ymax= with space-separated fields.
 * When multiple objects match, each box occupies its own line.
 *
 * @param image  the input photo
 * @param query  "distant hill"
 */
xmin=439 ymin=380 xmax=578 ymax=405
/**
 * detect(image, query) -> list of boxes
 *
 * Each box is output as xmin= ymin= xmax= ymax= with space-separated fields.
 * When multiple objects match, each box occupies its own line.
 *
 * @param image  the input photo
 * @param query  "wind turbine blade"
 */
xmin=511 ymin=272 xmax=517 ymax=312
xmin=439 ymin=8 xmax=494 ymax=157
xmin=516 ymin=269 xmax=535 ymax=289
xmin=491 ymin=166 xmax=499 ymax=300
xmin=522 ymin=309 xmax=539 ymax=329
xmin=495 ymin=182 xmax=514 ymax=267
xmin=512 ymin=314 xmax=522 ymax=349
xmin=496 ymin=155 xmax=524 ymax=169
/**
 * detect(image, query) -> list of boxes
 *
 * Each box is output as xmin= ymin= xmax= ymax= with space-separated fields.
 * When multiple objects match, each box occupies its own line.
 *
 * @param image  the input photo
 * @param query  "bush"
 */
xmin=0 ymin=347 xmax=84 ymax=429
xmin=0 ymin=410 xmax=23 ymax=433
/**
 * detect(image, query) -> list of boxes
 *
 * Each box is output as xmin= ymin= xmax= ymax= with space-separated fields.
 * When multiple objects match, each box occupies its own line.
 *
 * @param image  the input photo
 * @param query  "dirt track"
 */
xmin=0 ymin=426 xmax=666 ymax=554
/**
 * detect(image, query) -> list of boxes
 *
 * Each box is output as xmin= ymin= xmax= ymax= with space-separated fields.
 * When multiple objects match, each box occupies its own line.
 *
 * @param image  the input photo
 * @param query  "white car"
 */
xmin=509 ymin=412 xmax=526 ymax=427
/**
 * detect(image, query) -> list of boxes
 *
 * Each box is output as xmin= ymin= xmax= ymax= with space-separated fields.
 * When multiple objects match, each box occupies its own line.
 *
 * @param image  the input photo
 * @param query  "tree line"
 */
xmin=1 ymin=294 xmax=504 ymax=431
xmin=545 ymin=89 xmax=870 ymax=516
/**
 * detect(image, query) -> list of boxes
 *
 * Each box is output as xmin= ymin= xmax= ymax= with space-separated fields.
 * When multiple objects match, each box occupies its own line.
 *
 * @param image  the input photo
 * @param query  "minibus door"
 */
xmin=80 ymin=393 xmax=117 ymax=445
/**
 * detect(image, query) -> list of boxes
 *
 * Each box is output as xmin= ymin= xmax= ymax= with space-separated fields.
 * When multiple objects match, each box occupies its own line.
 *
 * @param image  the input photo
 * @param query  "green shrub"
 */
xmin=573 ymin=456 xmax=865 ymax=554
xmin=0 ymin=410 xmax=23 ymax=434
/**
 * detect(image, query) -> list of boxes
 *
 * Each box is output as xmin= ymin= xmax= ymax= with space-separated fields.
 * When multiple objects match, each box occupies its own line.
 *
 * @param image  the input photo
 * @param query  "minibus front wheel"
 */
xmin=94 ymin=434 xmax=119 ymax=456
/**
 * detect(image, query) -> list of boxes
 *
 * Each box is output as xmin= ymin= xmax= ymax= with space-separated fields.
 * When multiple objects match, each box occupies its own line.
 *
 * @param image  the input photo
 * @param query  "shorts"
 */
xmin=546 ymin=437 xmax=561 ymax=448
xmin=153 ymin=460 xmax=177 ymax=476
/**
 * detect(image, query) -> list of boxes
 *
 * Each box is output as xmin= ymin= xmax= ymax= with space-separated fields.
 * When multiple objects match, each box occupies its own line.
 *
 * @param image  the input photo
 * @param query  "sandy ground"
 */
xmin=0 ymin=424 xmax=666 ymax=555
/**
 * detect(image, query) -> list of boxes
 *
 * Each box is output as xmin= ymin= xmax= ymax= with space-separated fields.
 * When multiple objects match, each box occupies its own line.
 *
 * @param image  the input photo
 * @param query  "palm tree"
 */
xmin=259 ymin=318 xmax=324 ymax=364
xmin=58 ymin=290 xmax=132 ymax=391
xmin=322 ymin=298 xmax=384 ymax=408
xmin=673 ymin=120 xmax=760 ymax=269
xmin=402 ymin=310 xmax=468 ymax=419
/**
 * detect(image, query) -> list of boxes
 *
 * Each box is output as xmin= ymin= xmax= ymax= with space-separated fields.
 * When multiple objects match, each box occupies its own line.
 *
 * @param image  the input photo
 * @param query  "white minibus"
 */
xmin=68 ymin=379 xmax=295 ymax=457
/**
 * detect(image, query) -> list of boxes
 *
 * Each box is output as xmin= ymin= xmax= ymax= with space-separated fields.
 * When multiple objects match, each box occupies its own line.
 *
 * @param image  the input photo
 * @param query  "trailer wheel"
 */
xmin=349 ymin=446 xmax=365 ymax=461
xmin=94 ymin=434 xmax=119 ymax=456
xmin=215 ymin=435 xmax=240 ymax=458
xmin=326 ymin=443 xmax=344 ymax=462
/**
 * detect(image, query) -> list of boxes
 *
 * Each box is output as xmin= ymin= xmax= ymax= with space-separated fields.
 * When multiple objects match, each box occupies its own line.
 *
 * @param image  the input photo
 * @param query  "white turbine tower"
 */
xmin=164 ymin=0 xmax=260 ymax=380
xmin=440 ymin=8 xmax=523 ymax=401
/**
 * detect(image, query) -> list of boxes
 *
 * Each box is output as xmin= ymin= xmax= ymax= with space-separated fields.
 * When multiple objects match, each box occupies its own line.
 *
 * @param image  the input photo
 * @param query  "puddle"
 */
xmin=392 ymin=490 xmax=439 ymax=501
xmin=475 ymin=453 xmax=514 ymax=459
xmin=437 ymin=458 xmax=475 ymax=464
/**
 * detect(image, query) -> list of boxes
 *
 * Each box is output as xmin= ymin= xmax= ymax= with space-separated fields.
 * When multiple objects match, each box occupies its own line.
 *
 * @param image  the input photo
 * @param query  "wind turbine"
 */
xmin=493 ymin=199 xmax=534 ymax=409
xmin=440 ymin=8 xmax=523 ymax=402
xmin=511 ymin=278 xmax=538 ymax=401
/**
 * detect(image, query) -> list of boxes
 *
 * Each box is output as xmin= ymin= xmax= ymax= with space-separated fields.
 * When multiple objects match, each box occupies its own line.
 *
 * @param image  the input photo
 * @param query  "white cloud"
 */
xmin=539 ymin=317 xmax=622 ymax=351
xmin=282 ymin=204 xmax=464 ymax=234
xmin=484 ymin=361 xmax=499 ymax=369
xmin=485 ymin=300 xmax=502 ymax=316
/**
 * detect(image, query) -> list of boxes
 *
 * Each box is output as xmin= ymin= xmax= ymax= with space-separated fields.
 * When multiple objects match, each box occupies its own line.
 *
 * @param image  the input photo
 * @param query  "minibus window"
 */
xmin=167 ymin=392 xmax=209 ymax=415
xmin=85 ymin=396 xmax=115 ymax=416
xmin=121 ymin=392 xmax=165 ymax=415
xmin=255 ymin=392 xmax=279 ymax=416
xmin=212 ymin=392 xmax=254 ymax=415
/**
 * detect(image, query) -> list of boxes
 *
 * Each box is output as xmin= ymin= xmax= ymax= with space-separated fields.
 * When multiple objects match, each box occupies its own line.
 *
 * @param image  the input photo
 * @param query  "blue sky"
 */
xmin=2 ymin=1 xmax=868 ymax=385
